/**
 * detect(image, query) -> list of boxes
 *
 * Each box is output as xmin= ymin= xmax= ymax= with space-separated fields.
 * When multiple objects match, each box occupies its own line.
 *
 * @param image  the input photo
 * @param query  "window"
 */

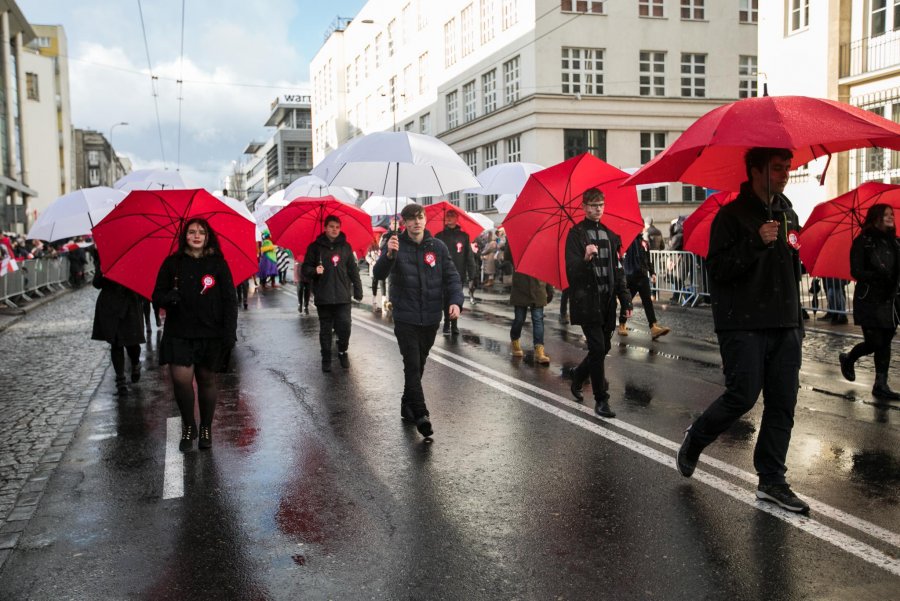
xmin=449 ymin=191 xmax=460 ymax=206
xmin=87 ymin=150 xmax=100 ymax=165
xmin=680 ymin=53 xmax=706 ymax=97
xmin=739 ymin=0 xmax=758 ymax=23
xmin=561 ymin=0 xmax=605 ymax=13
xmin=345 ymin=65 xmax=352 ymax=94
xmin=789 ymin=0 xmax=809 ymax=33
xmin=482 ymin=70 xmax=497 ymax=114
xmin=446 ymin=91 xmax=459 ymax=129
xmin=639 ymin=51 xmax=665 ymax=96
xmin=502 ymin=0 xmax=518 ymax=30
xmin=503 ymin=56 xmax=520 ymax=103
xmin=88 ymin=167 xmax=100 ymax=186
xmin=564 ymin=129 xmax=606 ymax=160
xmin=404 ymin=121 xmax=415 ymax=131
xmin=417 ymin=0 xmax=428 ymax=29
xmin=871 ymin=0 xmax=900 ymax=36
xmin=364 ymin=45 xmax=371 ymax=78
xmin=284 ymin=144 xmax=310 ymax=172
xmin=739 ymin=55 xmax=757 ymax=98
xmin=464 ymin=150 xmax=478 ymax=211
xmin=680 ymin=0 xmax=705 ymax=20
xmin=682 ymin=185 xmax=705 ymax=202
xmin=866 ymin=107 xmax=886 ymax=172
xmin=444 ymin=19 xmax=457 ymax=67
xmin=562 ymin=48 xmax=604 ymax=95
xmin=463 ymin=81 xmax=477 ymax=122
xmin=403 ymin=64 xmax=412 ymax=100
xmin=420 ymin=112 xmax=431 ymax=135
xmin=418 ymin=52 xmax=428 ymax=94
xmin=375 ymin=33 xmax=383 ymax=68
xmin=25 ymin=72 xmax=38 ymax=101
xmin=483 ymin=142 xmax=498 ymax=168
xmin=461 ymin=4 xmax=475 ymax=57
xmin=481 ymin=0 xmax=495 ymax=43
xmin=639 ymin=0 xmax=664 ymax=17
xmin=401 ymin=4 xmax=411 ymax=44
xmin=387 ymin=19 xmax=396 ymax=57
xmin=505 ymin=135 xmax=521 ymax=161
xmin=640 ymin=132 xmax=668 ymax=202
xmin=354 ymin=56 xmax=361 ymax=87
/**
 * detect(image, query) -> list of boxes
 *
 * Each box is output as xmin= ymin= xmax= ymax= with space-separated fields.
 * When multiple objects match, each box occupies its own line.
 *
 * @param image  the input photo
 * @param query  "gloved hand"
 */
xmin=160 ymin=289 xmax=181 ymax=307
xmin=353 ymin=291 xmax=364 ymax=302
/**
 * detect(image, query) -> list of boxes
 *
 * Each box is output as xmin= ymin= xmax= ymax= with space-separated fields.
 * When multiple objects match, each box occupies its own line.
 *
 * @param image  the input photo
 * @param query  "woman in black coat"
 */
xmin=153 ymin=218 xmax=238 ymax=451
xmin=91 ymin=266 xmax=146 ymax=394
xmin=839 ymin=204 xmax=900 ymax=399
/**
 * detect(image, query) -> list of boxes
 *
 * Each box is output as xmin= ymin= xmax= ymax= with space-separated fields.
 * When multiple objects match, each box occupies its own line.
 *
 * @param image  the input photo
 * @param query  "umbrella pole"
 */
xmin=389 ymin=162 xmax=400 ymax=258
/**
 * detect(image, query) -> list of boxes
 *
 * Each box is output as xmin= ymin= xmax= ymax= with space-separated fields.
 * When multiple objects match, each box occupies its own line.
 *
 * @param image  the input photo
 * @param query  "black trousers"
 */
xmin=297 ymin=281 xmax=312 ymax=308
xmin=690 ymin=328 xmax=802 ymax=485
xmin=236 ymin=281 xmax=249 ymax=306
xmin=619 ymin=274 xmax=656 ymax=325
xmin=317 ymin=303 xmax=351 ymax=358
xmin=560 ymin=288 xmax=570 ymax=317
xmin=574 ymin=323 xmax=613 ymax=403
xmin=394 ymin=321 xmax=440 ymax=418
xmin=848 ymin=326 xmax=896 ymax=373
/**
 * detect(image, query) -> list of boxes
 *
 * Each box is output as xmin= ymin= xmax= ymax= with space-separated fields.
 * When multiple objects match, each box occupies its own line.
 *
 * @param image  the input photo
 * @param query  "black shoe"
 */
xmin=338 ymin=352 xmax=350 ymax=369
xmin=568 ymin=368 xmax=584 ymax=402
xmin=873 ymin=372 xmax=900 ymax=400
xmin=179 ymin=424 xmax=196 ymax=452
xmin=594 ymin=399 xmax=616 ymax=418
xmin=756 ymin=483 xmax=810 ymax=513
xmin=131 ymin=363 xmax=141 ymax=383
xmin=415 ymin=415 xmax=433 ymax=438
xmin=244 ymin=302 xmax=248 ymax=309
xmin=833 ymin=315 xmax=848 ymax=325
xmin=442 ymin=322 xmax=451 ymax=335
xmin=304 ymin=306 xmax=309 ymax=315
xmin=450 ymin=323 xmax=459 ymax=336
xmin=322 ymin=359 xmax=332 ymax=373
xmin=676 ymin=429 xmax=701 ymax=478
xmin=838 ymin=352 xmax=855 ymax=382
xmin=400 ymin=404 xmax=415 ymax=423
xmin=115 ymin=376 xmax=128 ymax=394
xmin=198 ymin=425 xmax=212 ymax=450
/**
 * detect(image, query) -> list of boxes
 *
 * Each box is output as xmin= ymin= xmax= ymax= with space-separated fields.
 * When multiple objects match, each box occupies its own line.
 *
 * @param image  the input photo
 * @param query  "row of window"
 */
xmin=562 ymin=0 xmax=758 ymax=24
xmin=444 ymin=0 xmax=519 ymax=68
xmin=446 ymin=57 xmax=520 ymax=130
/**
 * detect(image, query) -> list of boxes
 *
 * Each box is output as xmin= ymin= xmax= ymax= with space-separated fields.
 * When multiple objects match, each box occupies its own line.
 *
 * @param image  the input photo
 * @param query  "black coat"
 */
xmin=435 ymin=226 xmax=476 ymax=282
xmin=850 ymin=228 xmax=900 ymax=329
xmin=565 ymin=219 xmax=631 ymax=328
xmin=622 ymin=236 xmax=655 ymax=280
xmin=300 ymin=232 xmax=363 ymax=305
xmin=373 ymin=229 xmax=465 ymax=326
xmin=91 ymin=271 xmax=146 ymax=346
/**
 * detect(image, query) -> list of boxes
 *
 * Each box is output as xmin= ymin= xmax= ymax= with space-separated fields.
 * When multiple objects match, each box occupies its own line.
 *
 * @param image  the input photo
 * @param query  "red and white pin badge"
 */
xmin=787 ymin=230 xmax=801 ymax=250
xmin=424 ymin=251 xmax=436 ymax=267
xmin=200 ymin=274 xmax=216 ymax=295
xmin=331 ymin=254 xmax=340 ymax=266
xmin=456 ymin=241 xmax=463 ymax=253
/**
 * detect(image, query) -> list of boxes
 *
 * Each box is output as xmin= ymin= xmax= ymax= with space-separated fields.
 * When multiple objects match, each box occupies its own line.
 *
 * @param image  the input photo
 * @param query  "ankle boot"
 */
xmin=115 ymin=375 xmax=128 ymax=394
xmin=872 ymin=372 xmax=900 ymax=400
xmin=198 ymin=424 xmax=212 ymax=449
xmin=179 ymin=423 xmax=196 ymax=452
xmin=838 ymin=352 xmax=856 ymax=382
xmin=534 ymin=344 xmax=550 ymax=364
xmin=510 ymin=339 xmax=524 ymax=357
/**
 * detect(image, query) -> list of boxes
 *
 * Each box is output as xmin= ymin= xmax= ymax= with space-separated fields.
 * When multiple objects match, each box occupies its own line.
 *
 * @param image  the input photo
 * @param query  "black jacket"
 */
xmin=622 ymin=236 xmax=655 ymax=279
xmin=373 ymin=229 xmax=465 ymax=326
xmin=300 ymin=232 xmax=363 ymax=305
xmin=565 ymin=219 xmax=631 ymax=328
xmin=850 ymin=228 xmax=900 ymax=328
xmin=435 ymin=225 xmax=476 ymax=283
xmin=707 ymin=182 xmax=802 ymax=332
xmin=152 ymin=253 xmax=238 ymax=343
xmin=91 ymin=270 xmax=146 ymax=347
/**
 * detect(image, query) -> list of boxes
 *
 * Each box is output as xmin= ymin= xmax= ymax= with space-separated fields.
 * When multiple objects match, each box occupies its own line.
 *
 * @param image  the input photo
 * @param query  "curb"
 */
xmin=0 ymin=287 xmax=74 ymax=334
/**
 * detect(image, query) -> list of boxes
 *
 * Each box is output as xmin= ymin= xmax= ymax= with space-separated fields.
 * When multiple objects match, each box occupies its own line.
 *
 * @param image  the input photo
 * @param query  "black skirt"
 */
xmin=159 ymin=334 xmax=227 ymax=372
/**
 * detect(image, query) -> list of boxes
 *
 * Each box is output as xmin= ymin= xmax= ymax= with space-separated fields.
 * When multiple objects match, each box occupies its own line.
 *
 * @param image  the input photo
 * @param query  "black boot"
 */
xmin=115 ymin=375 xmax=128 ymax=394
xmin=198 ymin=424 xmax=212 ymax=449
xmin=179 ymin=423 xmax=196 ymax=452
xmin=838 ymin=352 xmax=855 ymax=382
xmin=872 ymin=372 xmax=900 ymax=400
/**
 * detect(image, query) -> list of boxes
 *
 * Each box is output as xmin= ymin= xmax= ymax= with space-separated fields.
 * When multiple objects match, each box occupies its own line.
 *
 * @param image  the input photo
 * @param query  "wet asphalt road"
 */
xmin=0 ymin=284 xmax=898 ymax=600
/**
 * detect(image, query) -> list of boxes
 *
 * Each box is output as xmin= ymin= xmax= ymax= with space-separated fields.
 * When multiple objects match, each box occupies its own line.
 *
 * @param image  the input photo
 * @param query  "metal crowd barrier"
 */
xmin=1 ymin=253 xmax=96 ymax=309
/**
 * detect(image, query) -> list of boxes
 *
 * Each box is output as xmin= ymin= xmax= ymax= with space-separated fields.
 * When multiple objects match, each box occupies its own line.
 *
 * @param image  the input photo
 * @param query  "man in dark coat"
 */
xmin=301 ymin=215 xmax=364 ymax=372
xmin=565 ymin=188 xmax=632 ymax=418
xmin=435 ymin=208 xmax=476 ymax=336
xmin=676 ymin=147 xmax=809 ymax=514
xmin=374 ymin=203 xmax=465 ymax=439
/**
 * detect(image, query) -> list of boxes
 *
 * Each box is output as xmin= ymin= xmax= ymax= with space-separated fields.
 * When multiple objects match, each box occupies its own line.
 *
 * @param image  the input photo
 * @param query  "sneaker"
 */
xmin=415 ymin=415 xmax=433 ymax=438
xmin=838 ymin=352 xmax=855 ymax=382
xmin=756 ymin=483 xmax=810 ymax=513
xmin=338 ymin=352 xmax=350 ymax=369
xmin=198 ymin=425 xmax=212 ymax=450
xmin=617 ymin=323 xmax=628 ymax=336
xmin=676 ymin=429 xmax=701 ymax=478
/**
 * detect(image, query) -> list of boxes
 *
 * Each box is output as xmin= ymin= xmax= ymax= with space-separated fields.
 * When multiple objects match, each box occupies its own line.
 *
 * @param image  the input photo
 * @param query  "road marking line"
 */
xmin=162 ymin=417 xmax=184 ymax=500
xmin=353 ymin=317 xmax=900 ymax=575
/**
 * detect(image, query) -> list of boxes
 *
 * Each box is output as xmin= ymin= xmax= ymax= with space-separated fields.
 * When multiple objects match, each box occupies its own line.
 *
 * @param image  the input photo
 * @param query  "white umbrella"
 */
xmin=212 ymin=192 xmax=256 ymax=224
xmin=260 ymin=189 xmax=287 ymax=208
xmin=465 ymin=162 xmax=544 ymax=195
xmin=360 ymin=194 xmax=415 ymax=216
xmin=114 ymin=168 xmax=188 ymax=192
xmin=493 ymin=193 xmax=517 ymax=214
xmin=27 ymin=187 xmax=126 ymax=241
xmin=283 ymin=174 xmax=358 ymax=204
xmin=468 ymin=212 xmax=496 ymax=232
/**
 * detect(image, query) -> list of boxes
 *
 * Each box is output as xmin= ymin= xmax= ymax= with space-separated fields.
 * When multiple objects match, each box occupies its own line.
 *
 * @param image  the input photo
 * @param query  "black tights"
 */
xmin=111 ymin=345 xmax=141 ymax=379
xmin=847 ymin=327 xmax=896 ymax=373
xmin=170 ymin=364 xmax=218 ymax=427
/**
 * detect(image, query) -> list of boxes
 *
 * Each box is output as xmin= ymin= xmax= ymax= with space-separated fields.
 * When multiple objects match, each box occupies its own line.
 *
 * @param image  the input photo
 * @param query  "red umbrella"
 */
xmin=423 ymin=201 xmax=485 ymax=240
xmin=798 ymin=182 xmax=900 ymax=280
xmin=682 ymin=191 xmax=739 ymax=258
xmin=91 ymin=189 xmax=257 ymax=299
xmin=266 ymin=196 xmax=374 ymax=258
xmin=501 ymin=153 xmax=642 ymax=289
xmin=624 ymin=96 xmax=900 ymax=192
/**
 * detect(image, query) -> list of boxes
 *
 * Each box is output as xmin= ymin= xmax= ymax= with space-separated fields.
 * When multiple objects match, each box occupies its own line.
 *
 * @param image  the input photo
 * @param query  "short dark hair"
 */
xmin=745 ymin=147 xmax=794 ymax=181
xmin=445 ymin=209 xmax=458 ymax=217
xmin=324 ymin=215 xmax=341 ymax=227
xmin=583 ymin=188 xmax=603 ymax=204
xmin=862 ymin=203 xmax=897 ymax=236
xmin=400 ymin=203 xmax=425 ymax=221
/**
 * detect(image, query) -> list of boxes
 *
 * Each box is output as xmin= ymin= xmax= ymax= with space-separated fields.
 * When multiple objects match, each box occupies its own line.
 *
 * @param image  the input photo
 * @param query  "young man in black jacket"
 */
xmin=617 ymin=235 xmax=670 ymax=340
xmin=435 ymin=208 xmax=476 ymax=336
xmin=373 ymin=203 xmax=465 ymax=439
xmin=301 ymin=216 xmax=364 ymax=372
xmin=676 ymin=147 xmax=809 ymax=514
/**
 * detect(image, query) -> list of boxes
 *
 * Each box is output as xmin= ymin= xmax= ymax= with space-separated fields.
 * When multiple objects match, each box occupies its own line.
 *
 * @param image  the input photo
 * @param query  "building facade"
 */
xmin=73 ymin=129 xmax=128 ymax=189
xmin=311 ymin=0 xmax=758 ymax=224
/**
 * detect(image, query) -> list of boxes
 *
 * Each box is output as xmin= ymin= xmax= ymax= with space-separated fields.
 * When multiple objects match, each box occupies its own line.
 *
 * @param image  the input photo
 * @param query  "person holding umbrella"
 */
xmin=374 ymin=203 xmax=465 ymax=439
xmin=91 ymin=262 xmax=146 ymax=395
xmin=565 ymin=188 xmax=632 ymax=419
xmin=435 ymin=208 xmax=476 ymax=336
xmin=153 ymin=218 xmax=238 ymax=452
xmin=676 ymin=148 xmax=809 ymax=514
xmin=838 ymin=204 xmax=900 ymax=399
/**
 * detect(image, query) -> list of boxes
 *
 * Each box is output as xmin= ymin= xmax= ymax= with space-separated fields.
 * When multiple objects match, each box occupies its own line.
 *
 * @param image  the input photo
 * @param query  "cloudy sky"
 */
xmin=19 ymin=0 xmax=367 ymax=192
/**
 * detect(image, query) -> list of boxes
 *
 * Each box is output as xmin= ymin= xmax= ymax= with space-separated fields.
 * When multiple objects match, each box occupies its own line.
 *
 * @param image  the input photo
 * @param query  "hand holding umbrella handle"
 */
xmin=386 ymin=233 xmax=400 ymax=259
xmin=760 ymin=220 xmax=779 ymax=248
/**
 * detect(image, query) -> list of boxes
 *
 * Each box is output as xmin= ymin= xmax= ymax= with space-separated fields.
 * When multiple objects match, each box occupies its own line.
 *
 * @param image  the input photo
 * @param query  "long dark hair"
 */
xmin=861 ymin=203 xmax=897 ymax=237
xmin=177 ymin=217 xmax=222 ymax=256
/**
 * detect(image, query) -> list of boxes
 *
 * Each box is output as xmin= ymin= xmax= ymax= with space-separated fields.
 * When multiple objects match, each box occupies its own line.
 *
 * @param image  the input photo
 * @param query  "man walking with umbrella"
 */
xmin=676 ymin=147 xmax=809 ymax=513
xmin=436 ymin=208 xmax=476 ymax=336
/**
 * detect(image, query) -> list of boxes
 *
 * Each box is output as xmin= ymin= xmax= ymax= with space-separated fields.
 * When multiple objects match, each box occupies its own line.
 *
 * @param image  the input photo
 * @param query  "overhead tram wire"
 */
xmin=176 ymin=0 xmax=186 ymax=173
xmin=137 ymin=0 xmax=168 ymax=169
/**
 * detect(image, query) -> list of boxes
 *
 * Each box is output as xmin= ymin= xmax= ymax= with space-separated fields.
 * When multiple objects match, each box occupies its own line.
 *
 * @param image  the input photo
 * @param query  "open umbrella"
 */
xmin=259 ymin=189 xmax=287 ymax=208
xmin=27 ymin=187 xmax=126 ymax=242
xmin=468 ymin=212 xmax=496 ymax=233
xmin=493 ymin=193 xmax=517 ymax=214
xmin=623 ymin=95 xmax=900 ymax=193
xmin=502 ymin=153 xmax=642 ymax=289
xmin=360 ymin=194 xmax=415 ymax=216
xmin=91 ymin=189 xmax=258 ymax=299
xmin=424 ymin=202 xmax=486 ymax=240
xmin=114 ymin=168 xmax=187 ymax=192
xmin=465 ymin=162 xmax=544 ymax=195
xmin=798 ymin=182 xmax=900 ymax=280
xmin=266 ymin=196 xmax=374 ymax=258
xmin=283 ymin=174 xmax=358 ymax=204
xmin=682 ymin=191 xmax=739 ymax=258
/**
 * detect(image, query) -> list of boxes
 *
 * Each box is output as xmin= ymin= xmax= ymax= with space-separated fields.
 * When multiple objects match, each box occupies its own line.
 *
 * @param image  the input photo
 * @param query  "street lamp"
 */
xmin=109 ymin=121 xmax=128 ymax=150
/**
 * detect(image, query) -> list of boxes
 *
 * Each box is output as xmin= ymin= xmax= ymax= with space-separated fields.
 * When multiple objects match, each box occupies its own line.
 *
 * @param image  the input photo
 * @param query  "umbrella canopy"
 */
xmin=260 ymin=189 xmax=287 ymax=208
xmin=502 ymin=153 xmax=642 ymax=289
xmin=114 ymin=169 xmax=187 ymax=192
xmin=798 ymin=182 xmax=900 ymax=280
xmin=493 ymin=193 xmax=517 ymax=214
xmin=424 ymin=202 xmax=486 ymax=240
xmin=360 ymin=194 xmax=415 ymax=216
xmin=212 ymin=192 xmax=256 ymax=224
xmin=266 ymin=196 xmax=374 ymax=258
xmin=468 ymin=212 xmax=496 ymax=233
xmin=682 ymin=191 xmax=739 ymax=258
xmin=623 ymin=95 xmax=900 ymax=192
xmin=91 ymin=189 xmax=258 ymax=299
xmin=465 ymin=162 xmax=544 ymax=195
xmin=27 ymin=187 xmax=126 ymax=242
xmin=283 ymin=175 xmax=358 ymax=204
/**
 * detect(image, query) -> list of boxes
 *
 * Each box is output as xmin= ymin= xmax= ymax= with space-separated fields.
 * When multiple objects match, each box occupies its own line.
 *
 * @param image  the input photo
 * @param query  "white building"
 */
xmin=311 ymin=0 xmax=758 ymax=224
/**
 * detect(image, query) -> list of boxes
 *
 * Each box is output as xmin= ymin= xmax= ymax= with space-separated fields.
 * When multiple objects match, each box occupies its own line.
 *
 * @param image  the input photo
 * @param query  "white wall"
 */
xmin=20 ymin=50 xmax=59 ymax=216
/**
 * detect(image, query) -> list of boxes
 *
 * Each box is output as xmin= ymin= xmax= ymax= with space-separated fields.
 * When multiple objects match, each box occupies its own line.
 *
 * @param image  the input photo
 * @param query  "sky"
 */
xmin=18 ymin=0 xmax=368 ymax=192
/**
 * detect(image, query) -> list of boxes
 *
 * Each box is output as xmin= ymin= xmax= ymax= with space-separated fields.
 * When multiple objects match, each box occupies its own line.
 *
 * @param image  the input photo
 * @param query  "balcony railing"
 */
xmin=840 ymin=34 xmax=900 ymax=78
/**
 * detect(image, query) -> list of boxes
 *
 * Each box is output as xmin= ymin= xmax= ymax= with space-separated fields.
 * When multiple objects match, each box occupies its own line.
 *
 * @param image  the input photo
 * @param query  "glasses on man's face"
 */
xmin=584 ymin=203 xmax=604 ymax=209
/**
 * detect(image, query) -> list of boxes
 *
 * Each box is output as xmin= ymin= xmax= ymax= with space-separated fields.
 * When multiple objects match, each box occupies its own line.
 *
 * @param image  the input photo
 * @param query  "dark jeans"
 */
xmin=574 ymin=323 xmax=613 ymax=403
xmin=690 ymin=328 xmax=802 ymax=485
xmin=394 ymin=321 xmax=440 ymax=418
xmin=619 ymin=274 xmax=656 ymax=325
xmin=297 ymin=281 xmax=312 ymax=308
xmin=317 ymin=303 xmax=351 ymax=358
xmin=236 ymin=281 xmax=249 ymax=306
xmin=511 ymin=306 xmax=545 ymax=345
xmin=848 ymin=326 xmax=896 ymax=373
xmin=560 ymin=288 xmax=570 ymax=317
xmin=372 ymin=278 xmax=386 ymax=296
